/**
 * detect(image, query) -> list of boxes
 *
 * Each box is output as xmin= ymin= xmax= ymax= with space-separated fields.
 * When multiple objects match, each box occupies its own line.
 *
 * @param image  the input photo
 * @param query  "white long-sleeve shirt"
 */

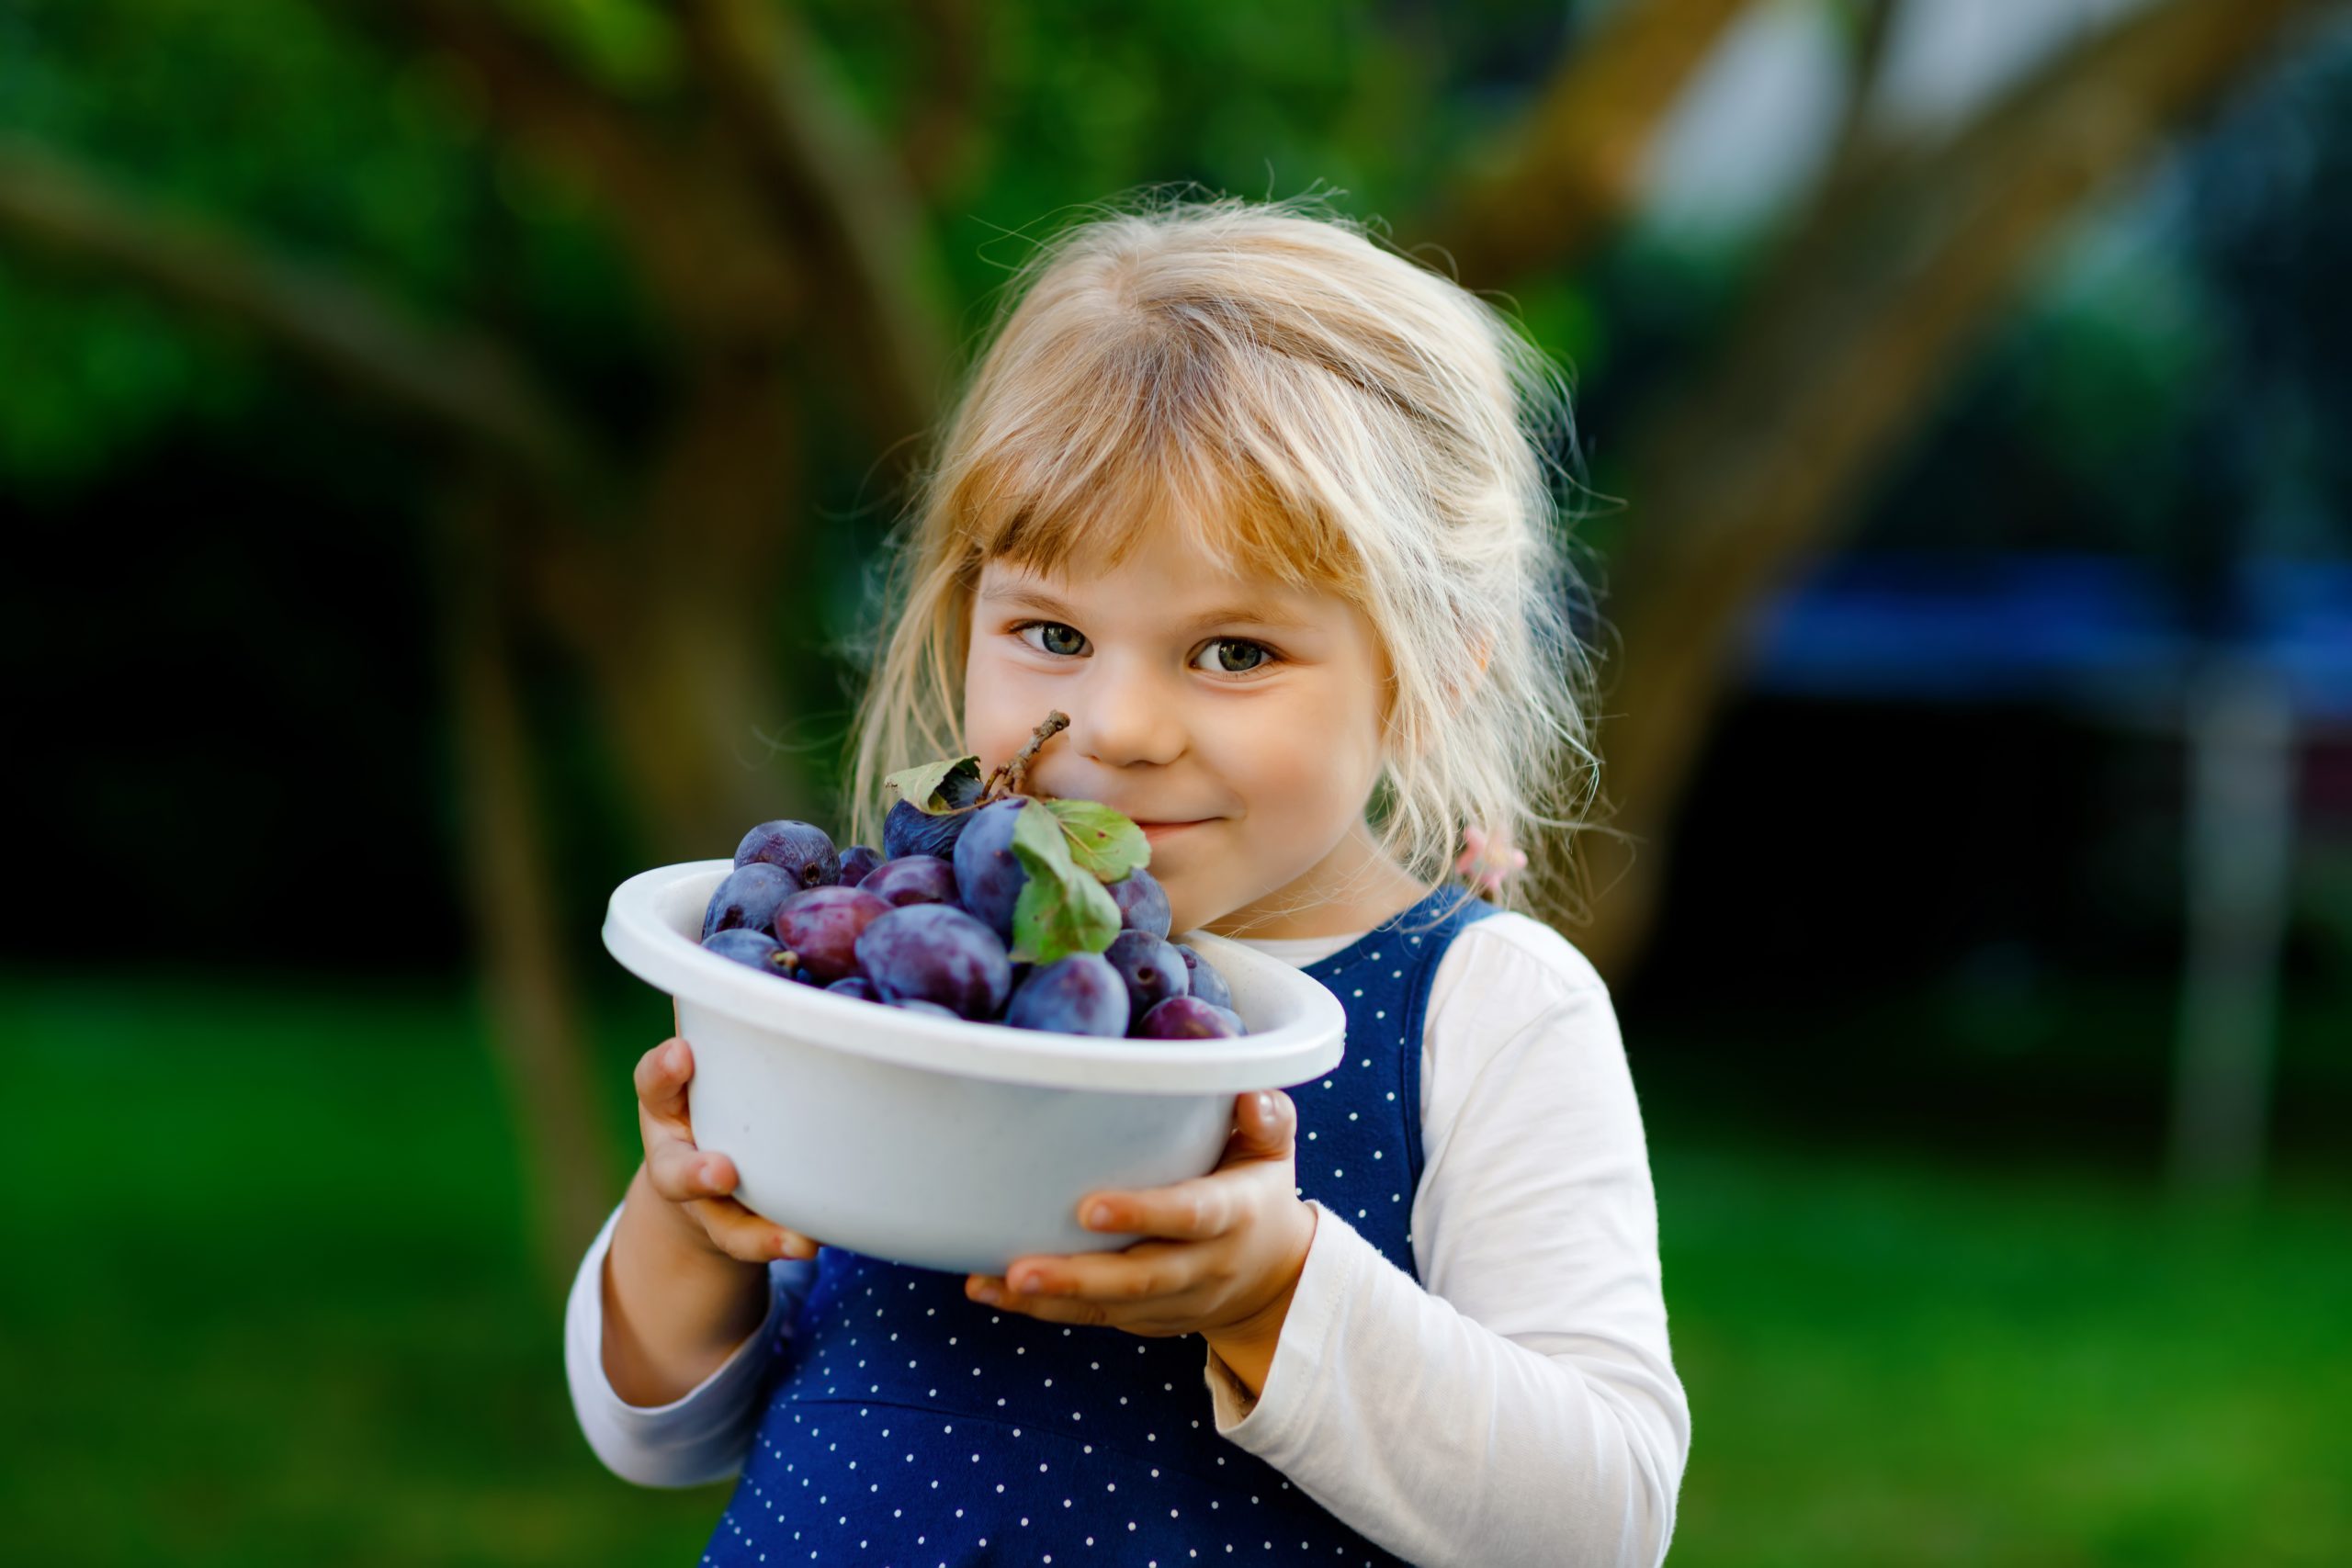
xmin=565 ymin=912 xmax=1690 ymax=1566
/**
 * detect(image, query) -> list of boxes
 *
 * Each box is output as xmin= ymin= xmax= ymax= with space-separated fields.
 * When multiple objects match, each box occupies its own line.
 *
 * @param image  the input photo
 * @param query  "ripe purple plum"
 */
xmin=826 ymin=976 xmax=880 ymax=1002
xmin=951 ymin=796 xmax=1037 ymax=942
xmin=1133 ymin=995 xmax=1241 ymax=1039
xmin=1106 ymin=866 xmax=1171 ymax=940
xmin=887 ymin=998 xmax=960 ymax=1020
xmin=836 ymin=844 xmax=884 ymax=887
xmin=701 ymin=927 xmax=797 ymax=978
xmin=882 ymin=800 xmax=963 ymax=862
xmin=883 ymin=767 xmax=987 ymax=861
xmin=701 ymin=862 xmax=798 ymax=942
xmin=773 ymin=885 xmax=891 ymax=983
xmin=1173 ymin=944 xmax=1233 ymax=1011
xmin=854 ymin=903 xmax=1012 ymax=1021
xmin=1102 ymin=930 xmax=1188 ymax=1029
xmin=734 ymin=819 xmax=841 ymax=890
xmin=858 ymin=854 xmax=961 ymax=908
xmin=1005 ymin=952 xmax=1128 ymax=1038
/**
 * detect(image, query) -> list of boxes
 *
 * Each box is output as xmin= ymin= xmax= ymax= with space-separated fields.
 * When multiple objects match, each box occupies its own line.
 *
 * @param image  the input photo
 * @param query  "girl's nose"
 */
xmin=1065 ymin=651 xmax=1188 ymax=768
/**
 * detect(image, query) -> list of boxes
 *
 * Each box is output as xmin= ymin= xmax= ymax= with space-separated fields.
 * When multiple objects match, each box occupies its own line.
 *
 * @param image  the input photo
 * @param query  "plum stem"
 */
xmin=983 ymin=710 xmax=1069 ymax=803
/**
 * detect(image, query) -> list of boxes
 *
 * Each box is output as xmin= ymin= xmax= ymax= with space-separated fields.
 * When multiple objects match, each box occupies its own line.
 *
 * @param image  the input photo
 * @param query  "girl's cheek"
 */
xmin=963 ymin=654 xmax=1030 ymax=761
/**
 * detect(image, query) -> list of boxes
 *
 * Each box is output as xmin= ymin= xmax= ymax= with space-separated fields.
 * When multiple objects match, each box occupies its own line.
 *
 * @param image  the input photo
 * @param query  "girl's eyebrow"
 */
xmin=981 ymin=584 xmax=1312 ymax=633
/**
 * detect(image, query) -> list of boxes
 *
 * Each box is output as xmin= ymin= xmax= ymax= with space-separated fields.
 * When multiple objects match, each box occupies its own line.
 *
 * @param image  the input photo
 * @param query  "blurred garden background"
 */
xmin=6 ymin=0 xmax=2349 ymax=1562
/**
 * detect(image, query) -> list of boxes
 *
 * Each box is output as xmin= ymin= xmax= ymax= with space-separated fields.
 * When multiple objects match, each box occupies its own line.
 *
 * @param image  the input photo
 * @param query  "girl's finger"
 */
xmin=1083 ymin=1175 xmax=1236 ymax=1242
xmin=691 ymin=1196 xmax=818 ymax=1263
xmin=647 ymin=1134 xmax=738 ymax=1205
xmin=633 ymin=1037 xmax=694 ymax=1117
xmin=1001 ymin=1243 xmax=1182 ymax=1304
xmin=1224 ymin=1089 xmax=1296 ymax=1160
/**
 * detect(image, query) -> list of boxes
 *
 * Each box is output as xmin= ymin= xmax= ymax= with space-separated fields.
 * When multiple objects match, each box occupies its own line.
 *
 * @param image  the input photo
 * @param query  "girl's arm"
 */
xmin=1201 ymin=920 xmax=1689 ymax=1568
xmin=603 ymin=1161 xmax=775 ymax=1404
xmin=564 ymin=1174 xmax=820 ymax=1488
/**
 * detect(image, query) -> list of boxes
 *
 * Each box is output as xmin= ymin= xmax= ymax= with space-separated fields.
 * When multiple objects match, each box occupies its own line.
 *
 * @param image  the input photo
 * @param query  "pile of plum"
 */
xmin=696 ymin=726 xmax=1240 ymax=1040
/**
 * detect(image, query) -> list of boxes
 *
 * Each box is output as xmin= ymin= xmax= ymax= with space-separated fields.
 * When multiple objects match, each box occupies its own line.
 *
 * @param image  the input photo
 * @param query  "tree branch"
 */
xmin=1414 ymin=0 xmax=1760 ymax=288
xmin=677 ymin=0 xmax=956 ymax=464
xmin=337 ymin=0 xmax=803 ymax=340
xmin=1576 ymin=0 xmax=2328 ymax=983
xmin=0 ymin=136 xmax=595 ymax=492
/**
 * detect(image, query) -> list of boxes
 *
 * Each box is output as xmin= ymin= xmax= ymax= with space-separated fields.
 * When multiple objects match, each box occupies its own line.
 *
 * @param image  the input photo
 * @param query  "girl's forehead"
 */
xmin=974 ymin=549 xmax=1333 ymax=629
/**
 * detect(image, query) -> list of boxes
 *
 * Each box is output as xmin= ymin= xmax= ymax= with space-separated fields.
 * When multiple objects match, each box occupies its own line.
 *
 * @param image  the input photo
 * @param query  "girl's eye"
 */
xmin=1014 ymin=621 xmax=1089 ymax=658
xmin=1191 ymin=637 xmax=1276 ymax=676
xmin=1010 ymin=621 xmax=1279 ymax=677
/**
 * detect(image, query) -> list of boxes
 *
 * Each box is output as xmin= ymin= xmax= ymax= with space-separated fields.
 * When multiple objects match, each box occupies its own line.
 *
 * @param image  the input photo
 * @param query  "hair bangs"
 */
xmin=950 ymin=350 xmax=1363 ymax=603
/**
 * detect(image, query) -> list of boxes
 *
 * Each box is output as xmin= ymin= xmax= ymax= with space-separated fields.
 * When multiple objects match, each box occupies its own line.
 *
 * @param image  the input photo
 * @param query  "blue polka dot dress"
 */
xmin=702 ymin=886 xmax=1500 ymax=1566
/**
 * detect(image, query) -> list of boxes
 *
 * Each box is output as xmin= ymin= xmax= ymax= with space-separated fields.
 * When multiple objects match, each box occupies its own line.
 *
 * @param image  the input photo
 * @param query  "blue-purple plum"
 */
xmin=882 ymin=800 xmax=962 ymax=861
xmin=773 ymin=885 xmax=890 ymax=983
xmin=882 ymin=768 xmax=987 ymax=861
xmin=734 ymin=819 xmax=840 ymax=890
xmin=859 ymin=854 xmax=960 ymax=908
xmin=1102 ymin=930 xmax=1188 ymax=1029
xmin=854 ymin=903 xmax=1012 ymax=1021
xmin=1174 ymin=944 xmax=1233 ymax=1010
xmin=836 ymin=844 xmax=884 ymax=887
xmin=1106 ymin=866 xmax=1171 ymax=939
xmin=701 ymin=862 xmax=797 ymax=942
xmin=1133 ymin=995 xmax=1241 ymax=1039
xmin=952 ymin=796 xmax=1037 ymax=942
xmin=886 ymin=998 xmax=960 ymax=1020
xmin=1004 ymin=952 xmax=1128 ymax=1038
xmin=826 ymin=976 xmax=880 ymax=1002
xmin=701 ymin=927 xmax=797 ymax=979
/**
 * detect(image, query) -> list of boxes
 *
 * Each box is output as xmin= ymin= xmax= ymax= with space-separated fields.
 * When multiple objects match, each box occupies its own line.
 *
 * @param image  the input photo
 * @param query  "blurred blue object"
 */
xmin=1742 ymin=552 xmax=2352 ymax=718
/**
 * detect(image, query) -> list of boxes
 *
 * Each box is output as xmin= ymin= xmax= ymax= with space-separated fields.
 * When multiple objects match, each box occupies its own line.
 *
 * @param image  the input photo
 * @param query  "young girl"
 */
xmin=564 ymin=191 xmax=1689 ymax=1566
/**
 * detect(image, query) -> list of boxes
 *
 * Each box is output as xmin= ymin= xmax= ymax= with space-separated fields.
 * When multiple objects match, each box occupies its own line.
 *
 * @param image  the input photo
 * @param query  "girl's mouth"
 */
xmin=1136 ymin=819 xmax=1209 ymax=841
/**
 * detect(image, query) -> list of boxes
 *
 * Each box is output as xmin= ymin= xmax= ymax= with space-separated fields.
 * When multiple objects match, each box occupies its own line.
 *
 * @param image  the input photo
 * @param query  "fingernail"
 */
xmin=1256 ymin=1092 xmax=1273 ymax=1120
xmin=1087 ymin=1202 xmax=1114 ymax=1228
xmin=1016 ymin=1275 xmax=1041 ymax=1294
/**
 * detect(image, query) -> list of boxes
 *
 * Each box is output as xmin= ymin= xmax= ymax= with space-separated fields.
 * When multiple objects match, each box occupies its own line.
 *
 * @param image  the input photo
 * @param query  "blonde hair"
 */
xmin=838 ymin=186 xmax=1605 ymax=931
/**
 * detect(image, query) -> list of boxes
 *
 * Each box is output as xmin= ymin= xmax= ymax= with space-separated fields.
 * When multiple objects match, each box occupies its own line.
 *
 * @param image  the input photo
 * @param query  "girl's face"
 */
xmin=963 ymin=520 xmax=1429 ymax=939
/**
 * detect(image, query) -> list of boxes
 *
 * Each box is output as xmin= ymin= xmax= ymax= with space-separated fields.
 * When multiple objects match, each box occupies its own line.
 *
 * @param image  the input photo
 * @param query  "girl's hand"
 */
xmin=634 ymin=1035 xmax=824 ymax=1264
xmin=964 ymin=1089 xmax=1317 ymax=1345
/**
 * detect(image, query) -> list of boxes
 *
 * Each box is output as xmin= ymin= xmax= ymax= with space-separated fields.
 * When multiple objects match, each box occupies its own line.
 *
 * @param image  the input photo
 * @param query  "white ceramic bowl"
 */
xmin=601 ymin=859 xmax=1347 ymax=1275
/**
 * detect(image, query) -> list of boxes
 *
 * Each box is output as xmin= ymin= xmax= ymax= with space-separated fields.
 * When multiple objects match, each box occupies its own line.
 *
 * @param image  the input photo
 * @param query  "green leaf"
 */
xmin=884 ymin=755 xmax=983 ymax=813
xmin=1042 ymin=798 xmax=1150 ymax=883
xmin=1008 ymin=802 xmax=1122 ymax=963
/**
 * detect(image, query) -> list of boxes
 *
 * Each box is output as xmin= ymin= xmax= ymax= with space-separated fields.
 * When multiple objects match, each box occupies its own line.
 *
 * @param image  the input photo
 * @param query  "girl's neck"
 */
xmin=1198 ymin=823 xmax=1431 ymax=941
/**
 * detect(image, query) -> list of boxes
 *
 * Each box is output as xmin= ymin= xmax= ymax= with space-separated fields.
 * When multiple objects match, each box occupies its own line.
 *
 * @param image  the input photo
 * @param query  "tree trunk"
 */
xmin=526 ymin=345 xmax=825 ymax=859
xmin=1572 ymin=0 xmax=2320 ymax=986
xmin=435 ymin=482 xmax=623 ymax=1308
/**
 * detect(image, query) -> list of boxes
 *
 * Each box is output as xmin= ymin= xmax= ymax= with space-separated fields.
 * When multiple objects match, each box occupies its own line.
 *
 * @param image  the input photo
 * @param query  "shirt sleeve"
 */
xmin=563 ymin=1200 xmax=820 ymax=1488
xmin=1201 ymin=918 xmax=1690 ymax=1567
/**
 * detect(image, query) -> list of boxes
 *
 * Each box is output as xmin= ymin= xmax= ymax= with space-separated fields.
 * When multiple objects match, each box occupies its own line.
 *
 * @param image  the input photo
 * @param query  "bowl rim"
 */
xmin=602 ymin=859 xmax=1347 ymax=1093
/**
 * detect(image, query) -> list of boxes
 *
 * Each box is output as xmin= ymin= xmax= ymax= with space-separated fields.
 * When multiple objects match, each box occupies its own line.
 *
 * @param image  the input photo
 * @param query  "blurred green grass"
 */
xmin=1 ymin=974 xmax=2344 ymax=1566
